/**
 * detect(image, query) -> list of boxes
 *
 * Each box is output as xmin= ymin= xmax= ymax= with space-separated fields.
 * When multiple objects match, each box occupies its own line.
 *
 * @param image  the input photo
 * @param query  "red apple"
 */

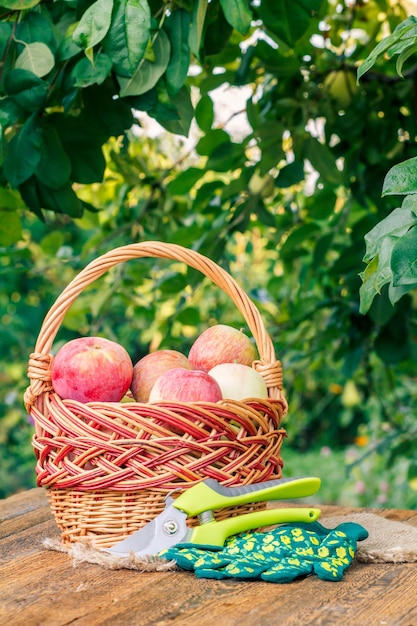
xmin=208 ymin=363 xmax=268 ymax=401
xmin=149 ymin=368 xmax=223 ymax=403
xmin=51 ymin=336 xmax=133 ymax=403
xmin=131 ymin=350 xmax=191 ymax=402
xmin=188 ymin=324 xmax=258 ymax=372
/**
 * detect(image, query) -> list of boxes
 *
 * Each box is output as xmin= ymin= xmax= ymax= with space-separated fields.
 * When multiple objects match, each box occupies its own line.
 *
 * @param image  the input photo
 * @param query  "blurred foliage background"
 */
xmin=1 ymin=0 xmax=416 ymax=507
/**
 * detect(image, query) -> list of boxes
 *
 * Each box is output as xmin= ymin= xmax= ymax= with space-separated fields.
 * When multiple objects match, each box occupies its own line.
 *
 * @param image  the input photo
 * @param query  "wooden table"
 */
xmin=1 ymin=488 xmax=417 ymax=626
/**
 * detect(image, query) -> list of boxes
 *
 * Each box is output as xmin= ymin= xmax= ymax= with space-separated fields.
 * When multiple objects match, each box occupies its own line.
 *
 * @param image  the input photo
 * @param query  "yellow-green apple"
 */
xmin=149 ymin=368 xmax=223 ymax=403
xmin=51 ymin=336 xmax=133 ymax=403
xmin=188 ymin=324 xmax=258 ymax=372
xmin=208 ymin=363 xmax=268 ymax=401
xmin=131 ymin=349 xmax=191 ymax=402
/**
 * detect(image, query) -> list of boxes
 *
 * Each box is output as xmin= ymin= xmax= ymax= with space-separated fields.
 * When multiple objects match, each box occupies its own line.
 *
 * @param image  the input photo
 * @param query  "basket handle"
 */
xmin=25 ymin=242 xmax=284 ymax=407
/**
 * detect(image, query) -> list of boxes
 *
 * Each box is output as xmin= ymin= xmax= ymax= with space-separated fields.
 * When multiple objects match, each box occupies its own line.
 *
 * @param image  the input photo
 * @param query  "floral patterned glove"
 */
xmin=159 ymin=521 xmax=368 ymax=583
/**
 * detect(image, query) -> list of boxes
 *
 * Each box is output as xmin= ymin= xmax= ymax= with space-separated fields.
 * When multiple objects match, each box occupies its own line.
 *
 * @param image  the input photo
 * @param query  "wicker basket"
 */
xmin=24 ymin=242 xmax=288 ymax=547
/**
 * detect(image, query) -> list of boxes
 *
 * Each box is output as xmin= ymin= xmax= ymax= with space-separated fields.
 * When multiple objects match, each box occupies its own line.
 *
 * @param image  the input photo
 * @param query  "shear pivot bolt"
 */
xmin=163 ymin=520 xmax=179 ymax=536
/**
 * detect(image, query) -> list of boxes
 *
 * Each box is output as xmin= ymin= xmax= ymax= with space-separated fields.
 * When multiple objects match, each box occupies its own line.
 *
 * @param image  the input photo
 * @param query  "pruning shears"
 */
xmin=105 ymin=476 xmax=322 ymax=558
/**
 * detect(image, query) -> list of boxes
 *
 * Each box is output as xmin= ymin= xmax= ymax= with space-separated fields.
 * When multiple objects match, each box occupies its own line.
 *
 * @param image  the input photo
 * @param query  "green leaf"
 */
xmin=155 ymin=85 xmax=194 ymax=136
xmin=195 ymin=94 xmax=214 ymax=132
xmin=382 ymin=157 xmax=417 ymax=196
xmin=73 ymin=0 xmax=114 ymax=49
xmin=196 ymin=128 xmax=230 ymax=156
xmin=124 ymin=0 xmax=151 ymax=65
xmin=4 ymin=69 xmax=48 ymax=112
xmin=40 ymin=231 xmax=65 ymax=255
xmin=391 ymin=226 xmax=417 ymax=286
xmin=35 ymin=125 xmax=72 ymax=189
xmin=4 ymin=68 xmax=40 ymax=95
xmin=15 ymin=11 xmax=56 ymax=51
xmin=189 ymin=0 xmax=208 ymax=57
xmin=395 ymin=43 xmax=417 ymax=77
xmin=359 ymin=239 xmax=395 ymax=314
xmin=70 ymin=53 xmax=113 ymax=87
xmin=164 ymin=8 xmax=191 ymax=93
xmin=3 ymin=114 xmax=42 ymax=187
xmin=386 ymin=36 xmax=417 ymax=59
xmin=57 ymin=16 xmax=84 ymax=61
xmin=368 ymin=285 xmax=396 ymax=327
xmin=118 ymin=29 xmax=171 ymax=97
xmin=360 ymin=197 xmax=417 ymax=311
xmin=176 ymin=306 xmax=201 ymax=326
xmin=276 ymin=161 xmax=305 ymax=188
xmin=307 ymin=186 xmax=337 ymax=220
xmin=167 ymin=168 xmax=205 ymax=195
xmin=37 ymin=181 xmax=83 ymax=217
xmin=48 ymin=114 xmax=106 ymax=184
xmin=219 ymin=0 xmax=252 ymax=35
xmin=389 ymin=281 xmax=417 ymax=305
xmin=304 ymin=136 xmax=343 ymax=185
xmin=18 ymin=176 xmax=43 ymax=218
xmin=363 ymin=204 xmax=417 ymax=261
xmin=0 ymin=210 xmax=22 ymax=246
xmin=103 ymin=0 xmax=151 ymax=77
xmin=362 ymin=254 xmax=380 ymax=283
xmin=359 ymin=272 xmax=379 ymax=316
xmin=357 ymin=16 xmax=417 ymax=81
xmin=0 ymin=188 xmax=23 ymax=211
xmin=313 ymin=232 xmax=333 ymax=268
xmin=259 ymin=0 xmax=322 ymax=47
xmin=135 ymin=85 xmax=178 ymax=121
xmin=235 ymin=45 xmax=255 ymax=85
xmin=69 ymin=142 xmax=106 ymax=184
xmin=1 ymin=0 xmax=40 ymax=8
xmin=374 ymin=299 xmax=412 ymax=363
xmin=156 ymin=271 xmax=189 ymax=294
xmin=206 ymin=141 xmax=245 ymax=172
xmin=255 ymin=121 xmax=285 ymax=175
xmin=254 ymin=40 xmax=301 ymax=74
xmin=280 ymin=223 xmax=321 ymax=257
xmin=255 ymin=200 xmax=276 ymax=227
xmin=0 ymin=96 xmax=22 ymax=132
xmin=0 ymin=24 xmax=12 ymax=59
xmin=193 ymin=180 xmax=225 ymax=210
xmin=83 ymin=81 xmax=134 ymax=137
xmin=222 ymin=174 xmax=248 ymax=202
xmin=15 ymin=42 xmax=55 ymax=78
xmin=203 ymin=1 xmax=233 ymax=56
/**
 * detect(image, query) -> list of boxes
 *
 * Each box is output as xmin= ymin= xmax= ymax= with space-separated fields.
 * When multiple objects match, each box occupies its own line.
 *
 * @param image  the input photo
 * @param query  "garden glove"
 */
xmin=159 ymin=521 xmax=368 ymax=583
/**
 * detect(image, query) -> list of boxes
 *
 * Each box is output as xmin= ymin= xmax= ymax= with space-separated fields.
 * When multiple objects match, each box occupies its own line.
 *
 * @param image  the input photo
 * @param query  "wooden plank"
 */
xmin=1 ymin=488 xmax=417 ymax=626
xmin=0 ymin=488 xmax=48 ymax=521
xmin=0 ymin=488 xmax=51 ymax=540
xmin=3 ymin=553 xmax=417 ymax=626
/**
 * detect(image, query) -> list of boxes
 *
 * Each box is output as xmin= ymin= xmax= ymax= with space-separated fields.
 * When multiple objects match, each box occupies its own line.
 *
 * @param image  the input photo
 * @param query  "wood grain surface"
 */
xmin=1 ymin=488 xmax=417 ymax=626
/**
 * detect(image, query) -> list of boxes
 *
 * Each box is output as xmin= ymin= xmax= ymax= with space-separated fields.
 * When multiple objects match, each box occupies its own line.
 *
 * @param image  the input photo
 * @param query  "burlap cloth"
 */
xmin=43 ymin=511 xmax=417 ymax=570
xmin=323 ymin=512 xmax=417 ymax=564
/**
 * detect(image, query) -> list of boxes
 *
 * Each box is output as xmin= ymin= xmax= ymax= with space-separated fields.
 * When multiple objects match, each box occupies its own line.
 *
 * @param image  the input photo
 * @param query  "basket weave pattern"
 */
xmin=25 ymin=242 xmax=288 ymax=547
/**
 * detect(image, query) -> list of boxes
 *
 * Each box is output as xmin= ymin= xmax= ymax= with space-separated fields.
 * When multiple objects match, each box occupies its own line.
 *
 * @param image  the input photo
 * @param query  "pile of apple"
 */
xmin=51 ymin=324 xmax=269 ymax=405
